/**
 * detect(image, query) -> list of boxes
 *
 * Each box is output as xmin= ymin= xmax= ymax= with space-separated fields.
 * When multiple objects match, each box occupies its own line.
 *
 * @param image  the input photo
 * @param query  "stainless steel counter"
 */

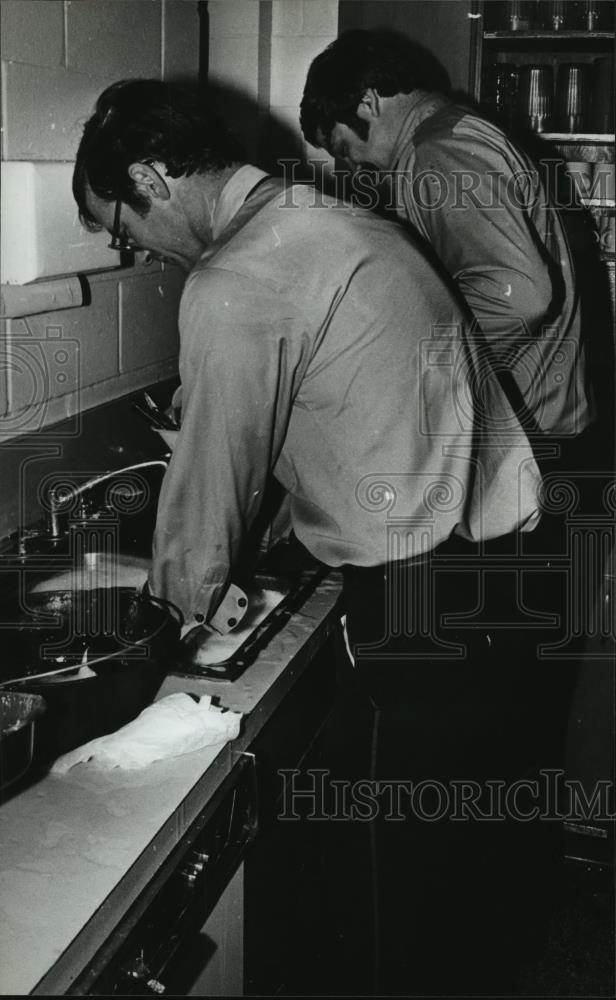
xmin=0 ymin=575 xmax=342 ymax=996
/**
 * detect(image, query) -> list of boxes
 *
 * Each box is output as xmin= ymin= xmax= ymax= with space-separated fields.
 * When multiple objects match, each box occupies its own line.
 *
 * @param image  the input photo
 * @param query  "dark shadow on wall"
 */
xmin=204 ymin=79 xmax=313 ymax=179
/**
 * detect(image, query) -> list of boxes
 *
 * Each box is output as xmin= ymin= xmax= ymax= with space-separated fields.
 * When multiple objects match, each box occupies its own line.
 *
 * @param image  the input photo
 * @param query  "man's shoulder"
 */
xmin=416 ymin=101 xmax=491 ymax=144
xmin=408 ymin=100 xmax=532 ymax=174
xmin=179 ymin=187 xmax=450 ymax=327
xmin=192 ymin=183 xmax=418 ymax=268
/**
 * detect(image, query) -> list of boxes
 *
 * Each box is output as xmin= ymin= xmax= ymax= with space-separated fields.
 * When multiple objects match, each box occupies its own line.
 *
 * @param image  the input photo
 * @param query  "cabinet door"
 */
xmin=183 ymin=866 xmax=245 ymax=997
xmin=338 ymin=0 xmax=474 ymax=94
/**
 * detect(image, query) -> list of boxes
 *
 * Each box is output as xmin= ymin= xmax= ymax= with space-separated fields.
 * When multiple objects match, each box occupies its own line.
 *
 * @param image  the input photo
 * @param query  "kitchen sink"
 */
xmin=0 ymin=516 xmax=328 ymax=798
xmin=0 ymin=460 xmax=328 ymax=779
xmin=0 ymin=585 xmax=181 ymax=770
xmin=29 ymin=551 xmax=150 ymax=594
xmin=0 ymin=452 xmax=327 ymax=687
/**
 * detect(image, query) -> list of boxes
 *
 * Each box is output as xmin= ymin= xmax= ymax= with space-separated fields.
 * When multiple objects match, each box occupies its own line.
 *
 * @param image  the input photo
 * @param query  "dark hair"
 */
xmin=300 ymin=29 xmax=450 ymax=147
xmin=73 ymin=79 xmax=245 ymax=228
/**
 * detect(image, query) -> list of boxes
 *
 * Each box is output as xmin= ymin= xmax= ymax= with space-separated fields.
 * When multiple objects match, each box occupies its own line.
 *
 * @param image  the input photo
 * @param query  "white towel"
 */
xmin=51 ymin=693 xmax=242 ymax=774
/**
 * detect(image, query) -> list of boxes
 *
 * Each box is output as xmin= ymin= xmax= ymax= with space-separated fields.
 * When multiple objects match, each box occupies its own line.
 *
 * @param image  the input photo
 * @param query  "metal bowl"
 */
xmin=1 ymin=589 xmax=181 ymax=765
xmin=0 ymin=692 xmax=46 ymax=796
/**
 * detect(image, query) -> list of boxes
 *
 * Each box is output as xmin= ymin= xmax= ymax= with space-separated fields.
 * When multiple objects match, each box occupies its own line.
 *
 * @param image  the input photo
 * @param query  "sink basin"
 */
xmin=30 ymin=552 xmax=150 ymax=593
xmin=0 ymin=587 xmax=181 ymax=767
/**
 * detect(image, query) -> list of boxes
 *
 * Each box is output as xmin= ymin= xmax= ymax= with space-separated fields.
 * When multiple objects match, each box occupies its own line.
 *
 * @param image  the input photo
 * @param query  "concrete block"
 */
xmin=271 ymin=1 xmax=303 ymax=37
xmin=269 ymin=34 xmax=333 ymax=108
xmin=272 ymin=0 xmax=337 ymax=37
xmin=209 ymin=34 xmax=260 ymax=94
xmin=1 ymin=61 xmax=112 ymax=161
xmin=65 ymin=0 xmax=162 ymax=79
xmin=0 ymin=0 xmax=64 ymax=69
xmin=208 ymin=0 xmax=260 ymax=36
xmin=301 ymin=0 xmax=338 ymax=37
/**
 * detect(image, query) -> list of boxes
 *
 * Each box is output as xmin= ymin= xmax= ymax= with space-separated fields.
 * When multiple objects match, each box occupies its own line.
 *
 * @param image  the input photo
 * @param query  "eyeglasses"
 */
xmin=108 ymin=199 xmax=143 ymax=252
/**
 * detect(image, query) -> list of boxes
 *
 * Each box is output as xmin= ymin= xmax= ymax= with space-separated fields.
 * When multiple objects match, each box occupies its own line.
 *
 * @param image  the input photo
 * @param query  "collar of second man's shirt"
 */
xmin=210 ymin=164 xmax=269 ymax=241
xmin=388 ymin=89 xmax=449 ymax=168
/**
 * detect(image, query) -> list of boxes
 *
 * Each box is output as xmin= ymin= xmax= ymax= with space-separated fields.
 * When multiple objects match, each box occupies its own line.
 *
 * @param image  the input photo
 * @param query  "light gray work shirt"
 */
xmin=149 ymin=166 xmax=541 ymax=626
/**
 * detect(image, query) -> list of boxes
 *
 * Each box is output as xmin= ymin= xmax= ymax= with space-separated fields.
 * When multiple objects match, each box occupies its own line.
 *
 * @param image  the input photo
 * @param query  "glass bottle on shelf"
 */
xmin=518 ymin=64 xmax=554 ymax=132
xmin=555 ymin=64 xmax=590 ymax=132
xmin=507 ymin=0 xmax=530 ymax=30
xmin=483 ymin=63 xmax=520 ymax=128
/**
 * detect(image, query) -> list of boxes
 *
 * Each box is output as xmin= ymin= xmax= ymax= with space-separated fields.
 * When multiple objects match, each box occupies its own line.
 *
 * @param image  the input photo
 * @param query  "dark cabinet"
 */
xmin=244 ymin=638 xmax=338 ymax=995
xmin=338 ymin=0 xmax=474 ymax=93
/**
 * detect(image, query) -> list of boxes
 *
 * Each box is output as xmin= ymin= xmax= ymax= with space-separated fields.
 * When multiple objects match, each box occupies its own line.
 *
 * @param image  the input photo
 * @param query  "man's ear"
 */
xmin=127 ymin=162 xmax=171 ymax=201
xmin=356 ymin=88 xmax=381 ymax=122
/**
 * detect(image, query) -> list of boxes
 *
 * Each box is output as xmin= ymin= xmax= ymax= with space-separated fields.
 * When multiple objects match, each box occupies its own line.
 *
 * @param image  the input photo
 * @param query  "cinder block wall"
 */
xmin=207 ymin=0 xmax=337 ymax=171
xmin=0 ymin=0 xmax=338 ymax=539
xmin=0 ymin=0 xmax=200 ymax=438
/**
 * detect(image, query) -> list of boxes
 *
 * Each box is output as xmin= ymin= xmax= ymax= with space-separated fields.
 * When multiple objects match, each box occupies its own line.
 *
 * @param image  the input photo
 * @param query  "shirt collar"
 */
xmin=211 ymin=164 xmax=269 ymax=241
xmin=388 ymin=90 xmax=449 ymax=168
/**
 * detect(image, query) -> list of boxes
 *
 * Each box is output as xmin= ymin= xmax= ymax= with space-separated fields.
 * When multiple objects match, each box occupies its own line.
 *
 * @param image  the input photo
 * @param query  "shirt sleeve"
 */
xmin=399 ymin=126 xmax=554 ymax=358
xmin=148 ymin=266 xmax=310 ymax=626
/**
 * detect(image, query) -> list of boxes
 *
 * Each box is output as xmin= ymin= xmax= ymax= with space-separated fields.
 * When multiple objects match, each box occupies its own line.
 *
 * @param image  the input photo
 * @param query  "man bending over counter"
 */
xmin=301 ymin=29 xmax=593 ymax=453
xmin=73 ymin=79 xmax=560 ymax=995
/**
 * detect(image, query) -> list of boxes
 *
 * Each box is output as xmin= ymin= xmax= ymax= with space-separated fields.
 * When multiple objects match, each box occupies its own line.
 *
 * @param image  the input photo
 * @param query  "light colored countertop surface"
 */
xmin=0 ymin=574 xmax=341 ymax=996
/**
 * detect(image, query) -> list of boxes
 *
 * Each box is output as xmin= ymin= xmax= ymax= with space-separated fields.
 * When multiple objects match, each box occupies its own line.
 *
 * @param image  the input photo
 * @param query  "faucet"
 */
xmin=47 ymin=460 xmax=169 ymax=539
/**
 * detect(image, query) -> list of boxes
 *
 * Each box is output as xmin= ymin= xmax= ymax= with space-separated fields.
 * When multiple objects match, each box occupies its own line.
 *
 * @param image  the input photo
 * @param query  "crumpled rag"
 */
xmin=51 ymin=693 xmax=242 ymax=774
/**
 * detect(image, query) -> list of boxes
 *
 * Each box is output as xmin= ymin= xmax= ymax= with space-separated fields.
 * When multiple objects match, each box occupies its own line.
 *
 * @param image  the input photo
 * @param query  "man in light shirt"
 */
xmin=74 ymin=80 xmax=557 ymax=995
xmin=301 ymin=29 xmax=593 ymax=451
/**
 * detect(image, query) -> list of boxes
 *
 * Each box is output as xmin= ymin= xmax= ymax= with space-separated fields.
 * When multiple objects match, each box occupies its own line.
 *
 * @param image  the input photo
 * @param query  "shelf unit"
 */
xmin=483 ymin=30 xmax=614 ymax=40
xmin=537 ymin=134 xmax=614 ymax=162
xmin=469 ymin=1 xmax=615 ymax=266
xmin=540 ymin=133 xmax=615 ymax=140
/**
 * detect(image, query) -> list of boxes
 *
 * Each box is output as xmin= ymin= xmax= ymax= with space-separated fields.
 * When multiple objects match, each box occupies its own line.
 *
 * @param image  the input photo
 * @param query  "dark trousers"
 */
xmin=314 ymin=532 xmax=580 ymax=996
